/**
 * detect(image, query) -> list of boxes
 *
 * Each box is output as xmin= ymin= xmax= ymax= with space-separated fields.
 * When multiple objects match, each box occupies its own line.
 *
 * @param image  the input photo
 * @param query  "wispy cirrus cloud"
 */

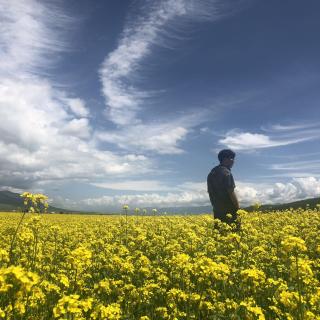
xmin=219 ymin=120 xmax=320 ymax=150
xmin=91 ymin=180 xmax=208 ymax=193
xmin=0 ymin=0 xmax=69 ymax=77
xmin=261 ymin=121 xmax=320 ymax=132
xmin=100 ymin=0 xmax=234 ymax=125
xmin=91 ymin=180 xmax=171 ymax=192
xmin=97 ymin=124 xmax=188 ymax=154
xmin=96 ymin=110 xmax=209 ymax=154
xmin=270 ymin=160 xmax=320 ymax=172
xmin=98 ymin=0 xmax=245 ymax=156
xmin=219 ymin=131 xmax=312 ymax=150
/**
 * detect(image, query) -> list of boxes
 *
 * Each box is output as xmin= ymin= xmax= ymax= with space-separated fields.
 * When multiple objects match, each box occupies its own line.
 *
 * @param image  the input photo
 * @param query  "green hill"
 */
xmin=0 ymin=190 xmax=70 ymax=213
xmin=145 ymin=197 xmax=320 ymax=214
xmin=245 ymin=197 xmax=320 ymax=212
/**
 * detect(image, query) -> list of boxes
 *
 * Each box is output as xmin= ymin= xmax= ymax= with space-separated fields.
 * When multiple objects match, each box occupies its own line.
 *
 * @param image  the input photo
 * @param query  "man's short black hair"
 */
xmin=218 ymin=149 xmax=235 ymax=163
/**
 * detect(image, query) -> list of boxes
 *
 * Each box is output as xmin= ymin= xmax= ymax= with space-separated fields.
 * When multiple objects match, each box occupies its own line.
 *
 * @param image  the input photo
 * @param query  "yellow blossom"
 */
xmin=281 ymin=236 xmax=307 ymax=253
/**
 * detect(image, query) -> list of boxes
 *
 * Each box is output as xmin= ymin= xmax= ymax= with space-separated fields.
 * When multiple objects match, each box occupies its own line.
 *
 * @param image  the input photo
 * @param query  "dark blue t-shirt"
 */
xmin=207 ymin=164 xmax=236 ymax=215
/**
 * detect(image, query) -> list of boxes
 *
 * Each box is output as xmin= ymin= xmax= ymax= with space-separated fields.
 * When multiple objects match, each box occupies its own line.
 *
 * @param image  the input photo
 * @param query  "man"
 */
xmin=207 ymin=149 xmax=239 ymax=225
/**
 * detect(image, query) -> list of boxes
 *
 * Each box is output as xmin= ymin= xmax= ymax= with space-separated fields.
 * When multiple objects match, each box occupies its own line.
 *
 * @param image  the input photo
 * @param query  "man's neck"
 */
xmin=220 ymin=163 xmax=231 ymax=170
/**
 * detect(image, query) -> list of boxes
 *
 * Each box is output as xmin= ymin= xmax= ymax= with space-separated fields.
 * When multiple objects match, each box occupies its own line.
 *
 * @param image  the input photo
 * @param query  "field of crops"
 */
xmin=0 ymin=209 xmax=320 ymax=319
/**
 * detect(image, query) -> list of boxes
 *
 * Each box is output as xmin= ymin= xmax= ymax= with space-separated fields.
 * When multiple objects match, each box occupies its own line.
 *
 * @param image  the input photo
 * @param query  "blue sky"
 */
xmin=1 ymin=0 xmax=320 ymax=211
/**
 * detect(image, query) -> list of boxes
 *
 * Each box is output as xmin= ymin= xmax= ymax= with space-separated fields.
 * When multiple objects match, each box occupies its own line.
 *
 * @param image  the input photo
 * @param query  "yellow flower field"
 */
xmin=0 ymin=209 xmax=319 ymax=319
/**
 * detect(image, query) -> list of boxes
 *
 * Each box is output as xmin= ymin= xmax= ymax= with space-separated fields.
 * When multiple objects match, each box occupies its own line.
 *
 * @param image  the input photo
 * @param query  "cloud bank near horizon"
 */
xmin=56 ymin=176 xmax=320 ymax=211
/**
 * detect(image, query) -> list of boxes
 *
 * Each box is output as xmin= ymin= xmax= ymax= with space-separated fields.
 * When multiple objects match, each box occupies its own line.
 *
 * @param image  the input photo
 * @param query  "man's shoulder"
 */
xmin=208 ymin=166 xmax=218 ymax=177
xmin=211 ymin=165 xmax=231 ymax=176
xmin=208 ymin=166 xmax=231 ymax=184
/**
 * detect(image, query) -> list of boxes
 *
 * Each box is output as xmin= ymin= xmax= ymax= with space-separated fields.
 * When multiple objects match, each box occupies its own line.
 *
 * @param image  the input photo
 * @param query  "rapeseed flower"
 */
xmin=96 ymin=303 xmax=121 ymax=319
xmin=281 ymin=235 xmax=307 ymax=252
xmin=239 ymin=298 xmax=265 ymax=320
xmin=0 ymin=308 xmax=5 ymax=318
xmin=241 ymin=267 xmax=266 ymax=287
xmin=279 ymin=290 xmax=302 ymax=310
xmin=0 ymin=249 xmax=9 ymax=264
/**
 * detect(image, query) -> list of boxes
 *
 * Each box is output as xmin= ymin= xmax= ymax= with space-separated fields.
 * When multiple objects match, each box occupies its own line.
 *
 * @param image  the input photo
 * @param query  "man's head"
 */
xmin=218 ymin=149 xmax=236 ymax=169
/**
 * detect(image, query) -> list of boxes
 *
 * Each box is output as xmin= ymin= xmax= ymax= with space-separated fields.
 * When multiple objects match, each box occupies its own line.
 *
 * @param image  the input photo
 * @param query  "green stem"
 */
xmin=31 ymin=233 xmax=38 ymax=270
xmin=296 ymin=254 xmax=303 ymax=320
xmin=125 ymin=209 xmax=128 ymax=246
xmin=9 ymin=210 xmax=27 ymax=264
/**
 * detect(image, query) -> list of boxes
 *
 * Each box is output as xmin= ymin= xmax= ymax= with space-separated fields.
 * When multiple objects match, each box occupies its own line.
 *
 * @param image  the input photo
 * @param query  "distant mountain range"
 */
xmin=0 ymin=190 xmax=319 ymax=214
xmin=244 ymin=197 xmax=320 ymax=212
xmin=144 ymin=197 xmax=320 ymax=214
xmin=0 ymin=190 xmax=69 ymax=213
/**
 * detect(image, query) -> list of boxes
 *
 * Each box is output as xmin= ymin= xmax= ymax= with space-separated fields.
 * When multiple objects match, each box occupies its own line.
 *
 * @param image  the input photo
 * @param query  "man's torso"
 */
xmin=207 ymin=165 xmax=236 ymax=214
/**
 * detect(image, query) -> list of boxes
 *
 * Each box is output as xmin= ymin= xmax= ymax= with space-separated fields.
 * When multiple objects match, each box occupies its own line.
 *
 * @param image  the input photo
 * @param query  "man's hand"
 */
xmin=228 ymin=189 xmax=240 ymax=210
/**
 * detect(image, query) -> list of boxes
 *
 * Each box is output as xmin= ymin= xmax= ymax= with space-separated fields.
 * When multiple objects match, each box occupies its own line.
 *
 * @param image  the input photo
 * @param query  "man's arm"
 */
xmin=228 ymin=189 xmax=239 ymax=210
xmin=208 ymin=191 xmax=215 ymax=207
xmin=207 ymin=175 xmax=214 ymax=207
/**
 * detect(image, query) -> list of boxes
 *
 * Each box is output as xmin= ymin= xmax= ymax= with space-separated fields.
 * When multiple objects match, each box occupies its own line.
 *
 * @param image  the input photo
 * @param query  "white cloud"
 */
xmin=0 ymin=78 xmax=67 ymax=150
xmin=96 ymin=110 xmax=209 ymax=154
xmin=221 ymin=121 xmax=320 ymax=151
xmin=237 ymin=178 xmax=320 ymax=205
xmin=200 ymin=127 xmax=210 ymax=134
xmin=219 ymin=131 xmax=316 ymax=150
xmin=97 ymin=123 xmax=188 ymax=154
xmin=0 ymin=127 xmax=154 ymax=188
xmin=234 ymin=182 xmax=259 ymax=204
xmin=60 ymin=118 xmax=91 ymax=139
xmin=0 ymin=0 xmax=68 ymax=77
xmin=220 ymin=132 xmax=275 ymax=150
xmin=91 ymin=180 xmax=208 ymax=193
xmin=271 ymin=160 xmax=320 ymax=172
xmin=262 ymin=121 xmax=320 ymax=132
xmin=177 ymin=181 xmax=207 ymax=191
xmin=293 ymin=177 xmax=320 ymax=197
xmin=67 ymin=98 xmax=89 ymax=118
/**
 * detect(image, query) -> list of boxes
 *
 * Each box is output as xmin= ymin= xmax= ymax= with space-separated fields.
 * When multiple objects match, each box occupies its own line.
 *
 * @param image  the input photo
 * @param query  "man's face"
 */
xmin=222 ymin=157 xmax=235 ymax=169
